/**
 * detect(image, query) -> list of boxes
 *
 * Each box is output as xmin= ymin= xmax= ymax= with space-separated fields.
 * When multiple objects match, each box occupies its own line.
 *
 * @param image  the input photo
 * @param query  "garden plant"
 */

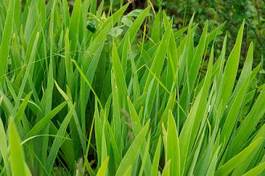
xmin=0 ymin=0 xmax=265 ymax=175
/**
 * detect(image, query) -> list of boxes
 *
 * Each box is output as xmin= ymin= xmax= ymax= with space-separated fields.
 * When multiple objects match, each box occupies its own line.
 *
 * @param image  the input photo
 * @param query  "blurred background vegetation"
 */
xmin=160 ymin=0 xmax=265 ymax=66
xmin=95 ymin=0 xmax=265 ymax=79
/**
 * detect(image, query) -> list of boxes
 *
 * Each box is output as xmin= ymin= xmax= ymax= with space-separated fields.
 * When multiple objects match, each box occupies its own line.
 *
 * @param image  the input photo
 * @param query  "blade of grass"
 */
xmin=97 ymin=156 xmax=109 ymax=176
xmin=0 ymin=0 xmax=15 ymax=86
xmin=115 ymin=122 xmax=149 ymax=176
xmin=166 ymin=111 xmax=180 ymax=176
xmin=228 ymin=88 xmax=265 ymax=157
xmin=9 ymin=119 xmax=29 ymax=176
xmin=242 ymin=162 xmax=265 ymax=176
xmin=151 ymin=136 xmax=161 ymax=176
xmin=0 ymin=118 xmax=9 ymax=175
xmin=27 ymin=102 xmax=67 ymax=137
xmin=216 ymin=138 xmax=263 ymax=176
xmin=46 ymin=106 xmax=74 ymax=174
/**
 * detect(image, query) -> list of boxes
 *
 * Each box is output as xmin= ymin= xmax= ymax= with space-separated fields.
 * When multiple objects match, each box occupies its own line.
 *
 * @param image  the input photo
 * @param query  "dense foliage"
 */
xmin=105 ymin=0 xmax=265 ymax=76
xmin=161 ymin=0 xmax=265 ymax=68
xmin=0 ymin=0 xmax=265 ymax=175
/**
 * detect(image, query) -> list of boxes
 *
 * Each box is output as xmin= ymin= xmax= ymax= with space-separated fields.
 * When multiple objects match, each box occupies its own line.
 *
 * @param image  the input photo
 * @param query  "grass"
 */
xmin=0 ymin=0 xmax=265 ymax=175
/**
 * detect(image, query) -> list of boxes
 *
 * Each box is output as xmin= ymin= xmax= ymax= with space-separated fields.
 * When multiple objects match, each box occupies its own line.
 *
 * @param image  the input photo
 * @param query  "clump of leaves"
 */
xmin=0 ymin=0 xmax=265 ymax=176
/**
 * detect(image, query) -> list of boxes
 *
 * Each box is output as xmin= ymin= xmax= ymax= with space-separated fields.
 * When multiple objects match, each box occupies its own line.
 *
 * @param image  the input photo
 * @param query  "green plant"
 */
xmin=155 ymin=0 xmax=265 ymax=69
xmin=0 ymin=0 xmax=265 ymax=175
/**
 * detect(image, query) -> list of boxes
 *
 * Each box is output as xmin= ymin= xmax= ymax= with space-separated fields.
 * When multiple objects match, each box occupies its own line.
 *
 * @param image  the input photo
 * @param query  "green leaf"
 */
xmin=0 ymin=118 xmax=9 ymax=175
xmin=218 ymin=22 xmax=245 ymax=107
xmin=115 ymin=122 xmax=149 ymax=176
xmin=0 ymin=0 xmax=15 ymax=85
xmin=143 ymin=22 xmax=171 ymax=93
xmin=206 ymin=146 xmax=221 ymax=176
xmin=9 ymin=119 xmax=29 ymax=176
xmin=166 ymin=111 xmax=180 ymax=176
xmin=242 ymin=162 xmax=265 ymax=176
xmin=228 ymin=88 xmax=265 ymax=157
xmin=216 ymin=138 xmax=263 ymax=176
xmin=46 ymin=106 xmax=74 ymax=173
xmin=97 ymin=157 xmax=109 ymax=176
xmin=15 ymin=92 xmax=32 ymax=122
xmin=27 ymin=102 xmax=67 ymax=137
xmin=69 ymin=0 xmax=81 ymax=49
xmin=162 ymin=161 xmax=171 ymax=176
xmin=152 ymin=136 xmax=161 ymax=176
xmin=179 ymin=50 xmax=213 ymax=175
xmin=123 ymin=7 xmax=150 ymax=44
xmin=112 ymin=42 xmax=127 ymax=101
